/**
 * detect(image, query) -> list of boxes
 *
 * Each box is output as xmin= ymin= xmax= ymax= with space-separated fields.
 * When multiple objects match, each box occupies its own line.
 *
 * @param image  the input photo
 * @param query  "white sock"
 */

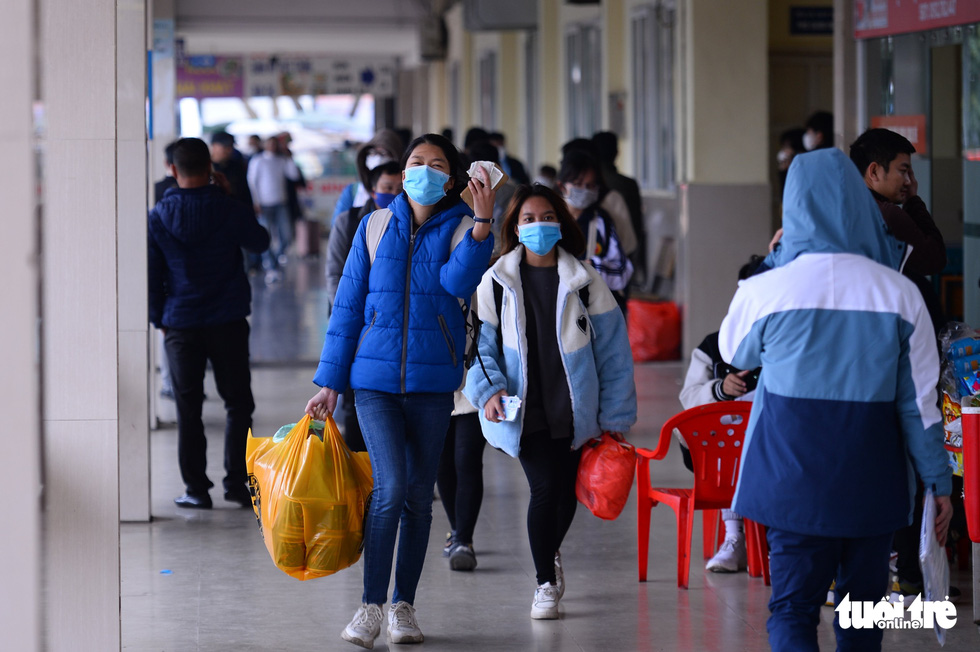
xmin=724 ymin=518 xmax=743 ymax=541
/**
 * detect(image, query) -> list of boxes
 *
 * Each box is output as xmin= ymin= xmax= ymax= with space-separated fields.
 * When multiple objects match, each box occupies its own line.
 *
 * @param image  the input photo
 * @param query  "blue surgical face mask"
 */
xmin=373 ymin=192 xmax=397 ymax=209
xmin=403 ymin=165 xmax=450 ymax=206
xmin=564 ymin=185 xmax=599 ymax=209
xmin=518 ymin=222 xmax=563 ymax=256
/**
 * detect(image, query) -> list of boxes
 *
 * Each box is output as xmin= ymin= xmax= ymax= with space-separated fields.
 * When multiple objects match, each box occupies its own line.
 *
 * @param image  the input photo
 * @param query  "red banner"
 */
xmin=870 ymin=114 xmax=928 ymax=155
xmin=855 ymin=0 xmax=980 ymax=39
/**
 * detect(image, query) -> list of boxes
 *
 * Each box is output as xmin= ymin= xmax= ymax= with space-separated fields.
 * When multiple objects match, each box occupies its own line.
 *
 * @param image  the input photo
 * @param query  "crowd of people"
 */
xmin=146 ymin=113 xmax=962 ymax=651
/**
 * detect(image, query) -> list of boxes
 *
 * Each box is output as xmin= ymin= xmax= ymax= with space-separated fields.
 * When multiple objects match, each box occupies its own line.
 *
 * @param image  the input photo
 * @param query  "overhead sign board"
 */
xmin=176 ymin=54 xmax=397 ymax=99
xmin=855 ymin=0 xmax=980 ymax=39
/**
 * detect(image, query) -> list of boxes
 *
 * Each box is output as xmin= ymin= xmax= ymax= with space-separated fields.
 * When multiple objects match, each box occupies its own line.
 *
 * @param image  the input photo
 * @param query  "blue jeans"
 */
xmin=258 ymin=203 xmax=291 ymax=269
xmin=354 ymin=390 xmax=454 ymax=605
xmin=766 ymin=527 xmax=893 ymax=652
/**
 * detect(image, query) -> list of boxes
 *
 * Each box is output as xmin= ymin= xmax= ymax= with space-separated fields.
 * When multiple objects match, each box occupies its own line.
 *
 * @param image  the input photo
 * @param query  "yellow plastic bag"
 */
xmin=246 ymin=414 xmax=373 ymax=581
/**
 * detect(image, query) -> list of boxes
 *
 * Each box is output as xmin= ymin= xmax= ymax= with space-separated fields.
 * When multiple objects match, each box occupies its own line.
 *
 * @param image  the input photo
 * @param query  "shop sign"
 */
xmin=176 ymin=55 xmax=244 ymax=99
xmin=245 ymin=56 xmax=396 ymax=99
xmin=855 ymin=0 xmax=980 ymax=39
xmin=790 ymin=7 xmax=834 ymax=36
xmin=870 ymin=114 xmax=928 ymax=155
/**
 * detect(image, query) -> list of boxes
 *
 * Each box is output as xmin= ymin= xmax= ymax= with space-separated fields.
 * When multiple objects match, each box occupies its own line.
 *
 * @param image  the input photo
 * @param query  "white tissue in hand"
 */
xmin=467 ymin=161 xmax=504 ymax=189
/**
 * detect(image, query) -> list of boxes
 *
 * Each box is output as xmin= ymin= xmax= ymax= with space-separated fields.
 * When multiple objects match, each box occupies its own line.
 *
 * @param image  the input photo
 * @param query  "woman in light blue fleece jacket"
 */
xmin=464 ymin=184 xmax=637 ymax=621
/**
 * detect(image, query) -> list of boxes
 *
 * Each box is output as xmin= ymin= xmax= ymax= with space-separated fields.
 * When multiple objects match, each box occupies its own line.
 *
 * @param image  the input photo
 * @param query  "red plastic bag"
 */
xmin=627 ymin=299 xmax=681 ymax=362
xmin=575 ymin=433 xmax=636 ymax=520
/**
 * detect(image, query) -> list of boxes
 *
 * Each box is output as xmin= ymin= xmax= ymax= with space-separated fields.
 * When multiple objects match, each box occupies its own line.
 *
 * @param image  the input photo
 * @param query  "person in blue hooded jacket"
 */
xmin=718 ymin=148 xmax=953 ymax=652
xmin=306 ymin=133 xmax=495 ymax=649
xmin=464 ymin=184 xmax=636 ymax=621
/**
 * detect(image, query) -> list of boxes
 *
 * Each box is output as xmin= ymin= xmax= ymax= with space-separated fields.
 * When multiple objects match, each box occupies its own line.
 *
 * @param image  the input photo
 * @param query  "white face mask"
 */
xmin=803 ymin=132 xmax=819 ymax=151
xmin=366 ymin=153 xmax=392 ymax=170
xmin=776 ymin=150 xmax=791 ymax=165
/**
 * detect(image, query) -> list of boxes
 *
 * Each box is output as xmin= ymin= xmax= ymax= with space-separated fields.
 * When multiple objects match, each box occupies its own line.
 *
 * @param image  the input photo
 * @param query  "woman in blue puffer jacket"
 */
xmin=306 ymin=134 xmax=496 ymax=649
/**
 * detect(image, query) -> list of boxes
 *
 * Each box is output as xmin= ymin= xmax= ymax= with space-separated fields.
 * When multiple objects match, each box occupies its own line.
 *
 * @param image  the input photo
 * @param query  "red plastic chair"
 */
xmin=636 ymin=402 xmax=770 ymax=588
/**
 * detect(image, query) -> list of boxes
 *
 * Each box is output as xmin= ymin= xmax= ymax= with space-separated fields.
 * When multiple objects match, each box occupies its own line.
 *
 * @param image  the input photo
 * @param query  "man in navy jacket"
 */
xmin=148 ymin=137 xmax=270 ymax=509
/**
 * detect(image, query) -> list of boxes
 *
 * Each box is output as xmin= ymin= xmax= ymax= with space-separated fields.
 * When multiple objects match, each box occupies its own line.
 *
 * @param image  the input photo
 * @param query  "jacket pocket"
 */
xmin=437 ymin=314 xmax=458 ymax=367
xmin=355 ymin=310 xmax=378 ymax=357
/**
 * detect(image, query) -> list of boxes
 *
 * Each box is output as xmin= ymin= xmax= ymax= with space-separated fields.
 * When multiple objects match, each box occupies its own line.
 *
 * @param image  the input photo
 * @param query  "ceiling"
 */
xmin=174 ymin=0 xmax=450 ymax=63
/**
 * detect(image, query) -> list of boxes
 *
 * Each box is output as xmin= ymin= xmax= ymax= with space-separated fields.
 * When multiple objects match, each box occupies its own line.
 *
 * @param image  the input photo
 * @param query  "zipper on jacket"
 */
xmin=354 ymin=309 xmax=378 ymax=358
xmin=400 ymin=231 xmax=417 ymax=393
xmin=437 ymin=314 xmax=458 ymax=367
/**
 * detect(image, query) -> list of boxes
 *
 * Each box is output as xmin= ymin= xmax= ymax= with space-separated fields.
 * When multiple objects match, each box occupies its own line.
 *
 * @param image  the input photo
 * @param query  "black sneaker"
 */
xmin=449 ymin=542 xmax=477 ymax=571
xmin=224 ymin=486 xmax=253 ymax=508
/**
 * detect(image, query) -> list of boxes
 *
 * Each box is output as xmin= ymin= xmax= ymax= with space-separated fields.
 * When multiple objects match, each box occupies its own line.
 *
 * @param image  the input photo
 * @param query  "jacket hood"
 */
xmin=154 ymin=186 xmax=229 ymax=245
xmin=768 ymin=148 xmax=904 ymax=269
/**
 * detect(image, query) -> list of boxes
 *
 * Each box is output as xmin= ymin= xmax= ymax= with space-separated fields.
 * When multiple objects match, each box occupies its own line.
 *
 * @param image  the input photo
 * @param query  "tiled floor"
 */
xmin=124 ymin=257 xmax=979 ymax=651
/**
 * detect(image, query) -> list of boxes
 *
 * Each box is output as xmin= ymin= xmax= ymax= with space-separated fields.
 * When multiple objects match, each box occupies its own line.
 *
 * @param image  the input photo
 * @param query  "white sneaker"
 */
xmin=554 ymin=551 xmax=565 ymax=599
xmin=387 ymin=601 xmax=424 ymax=644
xmin=705 ymin=534 xmax=747 ymax=573
xmin=341 ymin=603 xmax=384 ymax=649
xmin=531 ymin=582 xmax=560 ymax=620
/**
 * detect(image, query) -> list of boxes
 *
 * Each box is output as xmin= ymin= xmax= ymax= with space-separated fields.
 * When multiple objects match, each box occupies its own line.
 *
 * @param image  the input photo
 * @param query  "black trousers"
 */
xmin=343 ymin=386 xmax=366 ymax=452
xmin=436 ymin=413 xmax=485 ymax=544
xmin=519 ymin=430 xmax=582 ymax=585
xmin=164 ymin=318 xmax=255 ymax=496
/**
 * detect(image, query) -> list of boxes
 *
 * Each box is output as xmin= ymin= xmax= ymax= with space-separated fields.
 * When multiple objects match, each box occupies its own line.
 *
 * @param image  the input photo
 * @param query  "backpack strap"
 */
xmin=364 ymin=208 xmax=394 ymax=265
xmin=451 ymin=216 xmax=474 ymax=252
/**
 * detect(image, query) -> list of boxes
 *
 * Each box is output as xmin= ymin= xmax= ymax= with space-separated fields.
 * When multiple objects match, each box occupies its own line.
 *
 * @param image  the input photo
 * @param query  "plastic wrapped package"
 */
xmin=919 ymin=489 xmax=950 ymax=646
xmin=626 ymin=299 xmax=681 ymax=362
xmin=575 ymin=433 xmax=636 ymax=520
xmin=246 ymin=414 xmax=373 ymax=580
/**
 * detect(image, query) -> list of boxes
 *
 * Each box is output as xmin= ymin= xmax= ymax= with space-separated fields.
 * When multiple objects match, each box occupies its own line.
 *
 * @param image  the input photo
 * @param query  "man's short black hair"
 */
xmin=739 ymin=254 xmax=766 ymax=280
xmin=467 ymin=139 xmax=500 ymax=165
xmin=849 ymin=128 xmax=915 ymax=175
xmin=560 ymin=137 xmax=600 ymax=161
xmin=558 ymin=148 xmax=605 ymax=193
xmin=211 ymin=131 xmax=235 ymax=147
xmin=164 ymin=140 xmax=179 ymax=165
xmin=487 ymin=131 xmax=505 ymax=143
xmin=592 ymin=131 xmax=619 ymax=164
xmin=779 ymin=128 xmax=806 ymax=154
xmin=464 ymin=127 xmax=490 ymax=151
xmin=804 ymin=111 xmax=834 ymax=144
xmin=368 ymin=161 xmax=402 ymax=190
xmin=171 ymin=138 xmax=212 ymax=177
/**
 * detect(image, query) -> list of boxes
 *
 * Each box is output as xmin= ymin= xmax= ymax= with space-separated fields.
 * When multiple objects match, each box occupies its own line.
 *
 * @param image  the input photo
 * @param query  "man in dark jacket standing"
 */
xmin=148 ymin=138 xmax=270 ymax=509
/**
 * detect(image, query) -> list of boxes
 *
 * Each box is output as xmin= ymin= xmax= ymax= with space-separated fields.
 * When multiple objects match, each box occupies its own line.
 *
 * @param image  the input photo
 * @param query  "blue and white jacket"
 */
xmin=314 ymin=193 xmax=493 ymax=394
xmin=463 ymin=246 xmax=637 ymax=457
xmin=719 ymin=148 xmax=952 ymax=538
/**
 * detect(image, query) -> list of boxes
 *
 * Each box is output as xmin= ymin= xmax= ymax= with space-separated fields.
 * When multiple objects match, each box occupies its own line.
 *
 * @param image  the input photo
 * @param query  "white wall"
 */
xmin=0 ymin=0 xmax=41 ymax=649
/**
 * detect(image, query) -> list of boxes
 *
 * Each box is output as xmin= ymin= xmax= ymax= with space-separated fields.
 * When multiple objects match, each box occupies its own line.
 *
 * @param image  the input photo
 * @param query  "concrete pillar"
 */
xmin=538 ymin=0 xmax=562 ymax=164
xmin=0 ymin=0 xmax=41 ymax=649
xmin=119 ymin=0 xmax=151 ymax=522
xmin=676 ymin=0 xmax=770 ymax=355
xmin=40 ymin=0 xmax=147 ymax=646
xmin=833 ymin=0 xmax=860 ymax=149
xmin=151 ymin=0 xmax=177 ymax=189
